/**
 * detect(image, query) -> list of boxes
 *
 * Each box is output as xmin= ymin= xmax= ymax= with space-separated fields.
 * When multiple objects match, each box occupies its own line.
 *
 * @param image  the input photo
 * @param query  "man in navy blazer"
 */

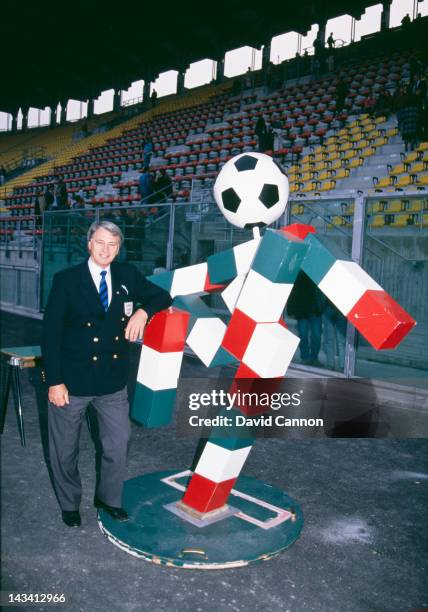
xmin=42 ymin=220 xmax=172 ymax=527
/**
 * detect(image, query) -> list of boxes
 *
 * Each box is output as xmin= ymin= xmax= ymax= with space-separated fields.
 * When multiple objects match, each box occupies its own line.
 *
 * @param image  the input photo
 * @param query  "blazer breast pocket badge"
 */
xmin=124 ymin=301 xmax=133 ymax=316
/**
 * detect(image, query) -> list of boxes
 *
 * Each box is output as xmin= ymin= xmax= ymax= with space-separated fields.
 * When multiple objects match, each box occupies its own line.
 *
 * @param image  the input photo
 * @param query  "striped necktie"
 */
xmin=99 ymin=270 xmax=108 ymax=311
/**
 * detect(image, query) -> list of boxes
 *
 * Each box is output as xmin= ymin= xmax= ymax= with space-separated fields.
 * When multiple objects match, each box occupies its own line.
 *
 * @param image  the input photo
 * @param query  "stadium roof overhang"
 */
xmin=1 ymin=0 xmax=379 ymax=114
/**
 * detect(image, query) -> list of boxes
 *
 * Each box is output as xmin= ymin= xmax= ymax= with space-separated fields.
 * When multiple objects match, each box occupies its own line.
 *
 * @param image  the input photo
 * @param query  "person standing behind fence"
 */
xmin=287 ymin=271 xmax=323 ymax=367
xmin=153 ymin=169 xmax=173 ymax=203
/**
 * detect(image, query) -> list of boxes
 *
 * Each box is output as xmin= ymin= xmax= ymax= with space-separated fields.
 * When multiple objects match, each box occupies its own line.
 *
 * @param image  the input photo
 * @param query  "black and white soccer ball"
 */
xmin=213 ymin=152 xmax=289 ymax=229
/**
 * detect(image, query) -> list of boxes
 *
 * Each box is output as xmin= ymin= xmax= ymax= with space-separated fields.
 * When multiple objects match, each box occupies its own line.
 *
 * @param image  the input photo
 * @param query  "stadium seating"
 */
xmin=0 ymin=46 xmax=426 ymax=241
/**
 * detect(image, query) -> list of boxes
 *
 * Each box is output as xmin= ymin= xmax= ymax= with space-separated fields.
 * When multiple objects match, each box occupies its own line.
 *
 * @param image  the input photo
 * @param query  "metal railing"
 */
xmin=0 ymin=194 xmax=426 ymax=381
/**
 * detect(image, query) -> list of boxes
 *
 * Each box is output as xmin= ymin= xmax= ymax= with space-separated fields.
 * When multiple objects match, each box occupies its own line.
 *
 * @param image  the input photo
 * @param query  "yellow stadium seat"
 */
xmin=313 ymin=161 xmax=328 ymax=171
xmin=409 ymin=161 xmax=426 ymax=173
xmin=333 ymin=168 xmax=350 ymax=179
xmin=417 ymin=142 xmax=428 ymax=152
xmin=318 ymin=179 xmax=336 ymax=191
xmin=347 ymin=156 xmax=363 ymax=169
xmin=415 ymin=173 xmax=428 ymax=186
xmin=403 ymin=151 xmax=418 ymax=163
xmin=329 ymin=159 xmax=342 ymax=170
xmin=423 ymin=213 xmax=428 ymax=227
xmin=369 ymin=201 xmax=386 ymax=213
xmin=390 ymin=214 xmax=410 ymax=227
xmin=360 ymin=147 xmax=375 ymax=158
xmin=385 ymin=127 xmax=398 ymax=137
xmin=291 ymin=204 xmax=304 ymax=215
xmin=385 ymin=200 xmax=403 ymax=212
xmin=390 ymin=163 xmax=406 ymax=175
xmin=405 ymin=200 xmax=423 ymax=212
xmin=373 ymin=176 xmax=393 ymax=188
xmin=369 ymin=214 xmax=385 ymax=228
xmin=393 ymin=174 xmax=412 ymax=188
xmin=372 ymin=137 xmax=388 ymax=147
xmin=301 ymin=181 xmax=318 ymax=193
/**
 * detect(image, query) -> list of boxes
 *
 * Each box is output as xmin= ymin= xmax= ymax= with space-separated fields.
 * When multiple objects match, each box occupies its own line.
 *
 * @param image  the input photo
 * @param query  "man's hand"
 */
xmin=125 ymin=308 xmax=149 ymax=342
xmin=49 ymin=384 xmax=70 ymax=407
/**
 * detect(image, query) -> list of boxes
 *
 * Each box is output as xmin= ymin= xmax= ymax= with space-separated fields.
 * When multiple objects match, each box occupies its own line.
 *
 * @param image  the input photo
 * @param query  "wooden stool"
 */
xmin=0 ymin=346 xmax=43 ymax=446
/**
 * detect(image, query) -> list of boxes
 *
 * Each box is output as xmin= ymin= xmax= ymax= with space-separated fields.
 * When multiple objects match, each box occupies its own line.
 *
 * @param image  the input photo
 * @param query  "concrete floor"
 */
xmin=1 ymin=312 xmax=427 ymax=612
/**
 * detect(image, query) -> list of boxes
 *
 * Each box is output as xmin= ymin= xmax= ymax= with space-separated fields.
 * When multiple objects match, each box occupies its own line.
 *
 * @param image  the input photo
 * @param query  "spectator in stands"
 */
xmin=0 ymin=165 xmax=6 ymax=185
xmin=272 ymin=118 xmax=285 ymax=151
xmin=398 ymin=91 xmax=420 ymax=152
xmin=327 ymin=33 xmax=335 ymax=50
xmin=151 ymin=89 xmax=158 ymax=107
xmin=313 ymin=37 xmax=326 ymax=75
xmin=374 ymin=89 xmax=394 ymax=117
xmin=56 ymin=179 xmax=68 ymax=209
xmin=286 ymin=271 xmax=323 ymax=367
xmin=334 ymin=78 xmax=349 ymax=119
xmin=138 ymin=166 xmax=153 ymax=204
xmin=401 ymin=13 xmax=411 ymax=28
xmin=44 ymin=185 xmax=55 ymax=210
xmin=409 ymin=73 xmax=426 ymax=99
xmin=142 ymin=137 xmax=154 ymax=167
xmin=255 ymin=115 xmax=267 ymax=152
xmin=153 ymin=169 xmax=173 ymax=203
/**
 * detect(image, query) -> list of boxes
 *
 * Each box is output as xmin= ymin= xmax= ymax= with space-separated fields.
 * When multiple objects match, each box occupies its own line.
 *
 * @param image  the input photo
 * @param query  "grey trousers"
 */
xmin=48 ymin=387 xmax=131 ymax=511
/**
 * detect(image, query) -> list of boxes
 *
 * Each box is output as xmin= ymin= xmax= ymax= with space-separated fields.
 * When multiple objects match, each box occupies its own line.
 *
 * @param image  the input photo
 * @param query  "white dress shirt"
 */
xmin=88 ymin=258 xmax=112 ymax=306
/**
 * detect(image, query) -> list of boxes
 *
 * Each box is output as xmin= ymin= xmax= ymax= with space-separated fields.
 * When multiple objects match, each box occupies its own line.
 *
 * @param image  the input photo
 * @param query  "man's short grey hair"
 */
xmin=87 ymin=221 xmax=124 ymax=246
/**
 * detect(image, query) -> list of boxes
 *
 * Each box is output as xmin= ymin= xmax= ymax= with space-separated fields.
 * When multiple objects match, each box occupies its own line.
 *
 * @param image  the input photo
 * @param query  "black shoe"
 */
xmin=94 ymin=497 xmax=129 ymax=522
xmin=61 ymin=510 xmax=81 ymax=527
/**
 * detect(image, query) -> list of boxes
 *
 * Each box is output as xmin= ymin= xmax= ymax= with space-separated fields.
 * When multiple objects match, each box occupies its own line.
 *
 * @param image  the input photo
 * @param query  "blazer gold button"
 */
xmin=113 ymin=354 xmax=118 ymax=359
xmin=92 ymin=356 xmax=98 ymax=361
xmin=87 ymin=322 xmax=92 ymax=327
xmin=115 ymin=336 xmax=119 ymax=341
xmin=93 ymin=337 xmax=99 ymax=342
xmin=116 ymin=291 xmax=120 ymax=294
xmin=121 ymin=317 xmax=125 ymax=321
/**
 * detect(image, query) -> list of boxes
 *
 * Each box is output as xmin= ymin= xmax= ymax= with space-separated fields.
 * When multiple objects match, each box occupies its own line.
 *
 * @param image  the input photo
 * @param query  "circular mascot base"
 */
xmin=97 ymin=469 xmax=303 ymax=569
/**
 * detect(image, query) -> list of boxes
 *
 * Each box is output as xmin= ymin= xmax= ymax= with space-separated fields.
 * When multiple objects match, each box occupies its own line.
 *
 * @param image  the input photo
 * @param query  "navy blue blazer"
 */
xmin=42 ymin=259 xmax=172 ymax=396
